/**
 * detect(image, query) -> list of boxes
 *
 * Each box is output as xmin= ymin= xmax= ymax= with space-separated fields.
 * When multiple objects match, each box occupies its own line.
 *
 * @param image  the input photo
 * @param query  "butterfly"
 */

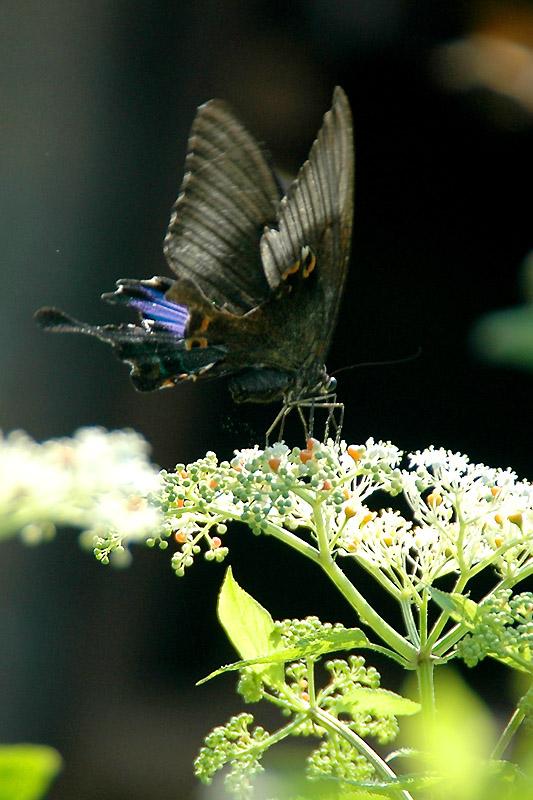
xmin=35 ymin=87 xmax=354 ymax=436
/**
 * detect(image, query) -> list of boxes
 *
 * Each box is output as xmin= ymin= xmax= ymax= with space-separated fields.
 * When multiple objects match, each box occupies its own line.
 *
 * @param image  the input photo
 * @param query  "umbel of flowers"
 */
xmin=112 ymin=436 xmax=533 ymax=594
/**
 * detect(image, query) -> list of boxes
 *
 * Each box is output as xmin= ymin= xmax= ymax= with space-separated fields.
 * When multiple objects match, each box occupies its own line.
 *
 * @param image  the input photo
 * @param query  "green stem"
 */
xmin=311 ymin=705 xmax=414 ymax=800
xmin=309 ymin=499 xmax=416 ymax=662
xmin=491 ymin=706 xmax=526 ymax=760
xmin=401 ymin=596 xmax=420 ymax=647
xmin=319 ymin=553 xmax=416 ymax=663
xmin=248 ymin=516 xmax=321 ymax=562
xmin=416 ymin=656 xmax=436 ymax=730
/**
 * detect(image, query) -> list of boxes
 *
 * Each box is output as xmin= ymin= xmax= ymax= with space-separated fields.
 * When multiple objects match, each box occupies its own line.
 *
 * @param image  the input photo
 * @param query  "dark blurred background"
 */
xmin=2 ymin=1 xmax=533 ymax=797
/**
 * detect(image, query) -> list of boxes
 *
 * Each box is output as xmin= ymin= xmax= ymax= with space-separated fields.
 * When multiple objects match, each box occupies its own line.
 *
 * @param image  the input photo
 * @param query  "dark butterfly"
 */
xmin=35 ymin=87 xmax=354 ymax=435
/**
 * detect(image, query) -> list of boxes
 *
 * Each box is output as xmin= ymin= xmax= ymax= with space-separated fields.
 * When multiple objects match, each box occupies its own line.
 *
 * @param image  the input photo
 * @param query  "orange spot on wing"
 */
xmin=302 ymin=250 xmax=316 ymax=278
xmin=282 ymin=261 xmax=300 ymax=280
xmin=196 ymin=316 xmax=211 ymax=333
xmin=185 ymin=336 xmax=208 ymax=350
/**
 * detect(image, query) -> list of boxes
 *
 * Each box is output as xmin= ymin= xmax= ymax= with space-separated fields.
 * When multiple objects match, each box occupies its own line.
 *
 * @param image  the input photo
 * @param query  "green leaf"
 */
xmin=217 ymin=566 xmax=284 ymax=685
xmin=429 ymin=588 xmax=479 ymax=625
xmin=199 ymin=627 xmax=371 ymax=684
xmin=337 ymin=687 xmax=420 ymax=718
xmin=0 ymin=745 xmax=62 ymax=800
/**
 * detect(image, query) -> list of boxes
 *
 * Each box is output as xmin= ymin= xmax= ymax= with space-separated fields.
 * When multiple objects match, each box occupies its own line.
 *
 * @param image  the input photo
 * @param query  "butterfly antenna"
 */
xmin=331 ymin=347 xmax=422 ymax=378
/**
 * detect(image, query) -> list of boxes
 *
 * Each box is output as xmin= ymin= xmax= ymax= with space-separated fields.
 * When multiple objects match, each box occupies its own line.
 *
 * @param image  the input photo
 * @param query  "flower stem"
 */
xmin=491 ymin=705 xmax=526 ymax=760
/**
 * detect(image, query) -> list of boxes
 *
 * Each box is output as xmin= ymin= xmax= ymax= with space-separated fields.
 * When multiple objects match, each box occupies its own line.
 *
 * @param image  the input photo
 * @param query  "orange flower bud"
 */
xmin=300 ymin=449 xmax=314 ymax=463
xmin=347 ymin=445 xmax=362 ymax=462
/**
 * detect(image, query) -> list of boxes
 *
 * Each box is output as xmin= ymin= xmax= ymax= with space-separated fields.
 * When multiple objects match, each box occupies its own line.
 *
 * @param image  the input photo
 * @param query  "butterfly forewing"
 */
xmin=164 ymin=100 xmax=282 ymax=315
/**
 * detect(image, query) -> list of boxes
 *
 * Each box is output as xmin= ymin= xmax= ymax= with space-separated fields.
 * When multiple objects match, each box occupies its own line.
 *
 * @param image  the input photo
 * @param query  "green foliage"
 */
xmin=431 ymin=587 xmax=533 ymax=673
xmin=194 ymin=713 xmax=269 ymax=800
xmin=195 ymin=571 xmax=419 ymax=798
xmin=0 ymin=745 xmax=62 ymax=800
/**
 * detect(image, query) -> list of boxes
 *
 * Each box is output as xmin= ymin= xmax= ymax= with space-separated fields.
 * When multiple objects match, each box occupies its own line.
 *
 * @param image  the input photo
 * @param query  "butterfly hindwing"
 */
xmin=260 ymin=86 xmax=354 ymax=362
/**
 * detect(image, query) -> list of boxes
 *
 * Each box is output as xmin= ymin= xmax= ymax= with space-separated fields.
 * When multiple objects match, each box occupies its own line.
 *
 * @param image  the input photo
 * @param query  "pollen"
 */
xmin=346 ymin=539 xmax=359 ymax=551
xmin=344 ymin=505 xmax=356 ymax=518
xmin=174 ymin=531 xmax=188 ymax=543
xmin=426 ymin=490 xmax=442 ymax=507
xmin=268 ymin=458 xmax=281 ymax=472
xmin=508 ymin=512 xmax=523 ymax=529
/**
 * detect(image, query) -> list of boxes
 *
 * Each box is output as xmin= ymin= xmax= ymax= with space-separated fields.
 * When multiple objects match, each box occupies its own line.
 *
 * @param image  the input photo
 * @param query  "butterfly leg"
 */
xmin=307 ymin=400 xmax=316 ymax=439
xmin=326 ymin=401 xmax=345 ymax=444
xmin=266 ymin=404 xmax=289 ymax=446
xmin=298 ymin=404 xmax=310 ymax=440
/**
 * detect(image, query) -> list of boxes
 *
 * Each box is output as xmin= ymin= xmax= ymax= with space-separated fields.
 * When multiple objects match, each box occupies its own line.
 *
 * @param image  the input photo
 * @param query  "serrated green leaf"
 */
xmin=0 ymin=745 xmax=62 ymax=800
xmin=217 ymin=566 xmax=284 ymax=685
xmin=429 ymin=588 xmax=478 ymax=625
xmin=198 ymin=627 xmax=371 ymax=684
xmin=338 ymin=687 xmax=420 ymax=718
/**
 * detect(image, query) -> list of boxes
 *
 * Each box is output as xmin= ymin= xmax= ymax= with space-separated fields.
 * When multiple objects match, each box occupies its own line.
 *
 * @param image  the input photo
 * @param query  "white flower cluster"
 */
xmin=0 ymin=427 xmax=162 ymax=561
xmin=5 ymin=428 xmax=531 ymax=588
xmin=339 ymin=445 xmax=533 ymax=589
xmin=161 ymin=438 xmax=533 ymax=589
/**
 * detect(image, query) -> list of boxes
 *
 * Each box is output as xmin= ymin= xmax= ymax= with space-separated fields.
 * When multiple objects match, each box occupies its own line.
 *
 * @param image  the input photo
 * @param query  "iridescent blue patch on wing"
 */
xmin=103 ymin=278 xmax=189 ymax=337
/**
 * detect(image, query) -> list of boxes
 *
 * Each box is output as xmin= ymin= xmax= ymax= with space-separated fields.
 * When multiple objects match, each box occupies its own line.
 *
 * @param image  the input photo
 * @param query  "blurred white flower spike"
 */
xmin=0 ymin=427 xmax=162 ymax=565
